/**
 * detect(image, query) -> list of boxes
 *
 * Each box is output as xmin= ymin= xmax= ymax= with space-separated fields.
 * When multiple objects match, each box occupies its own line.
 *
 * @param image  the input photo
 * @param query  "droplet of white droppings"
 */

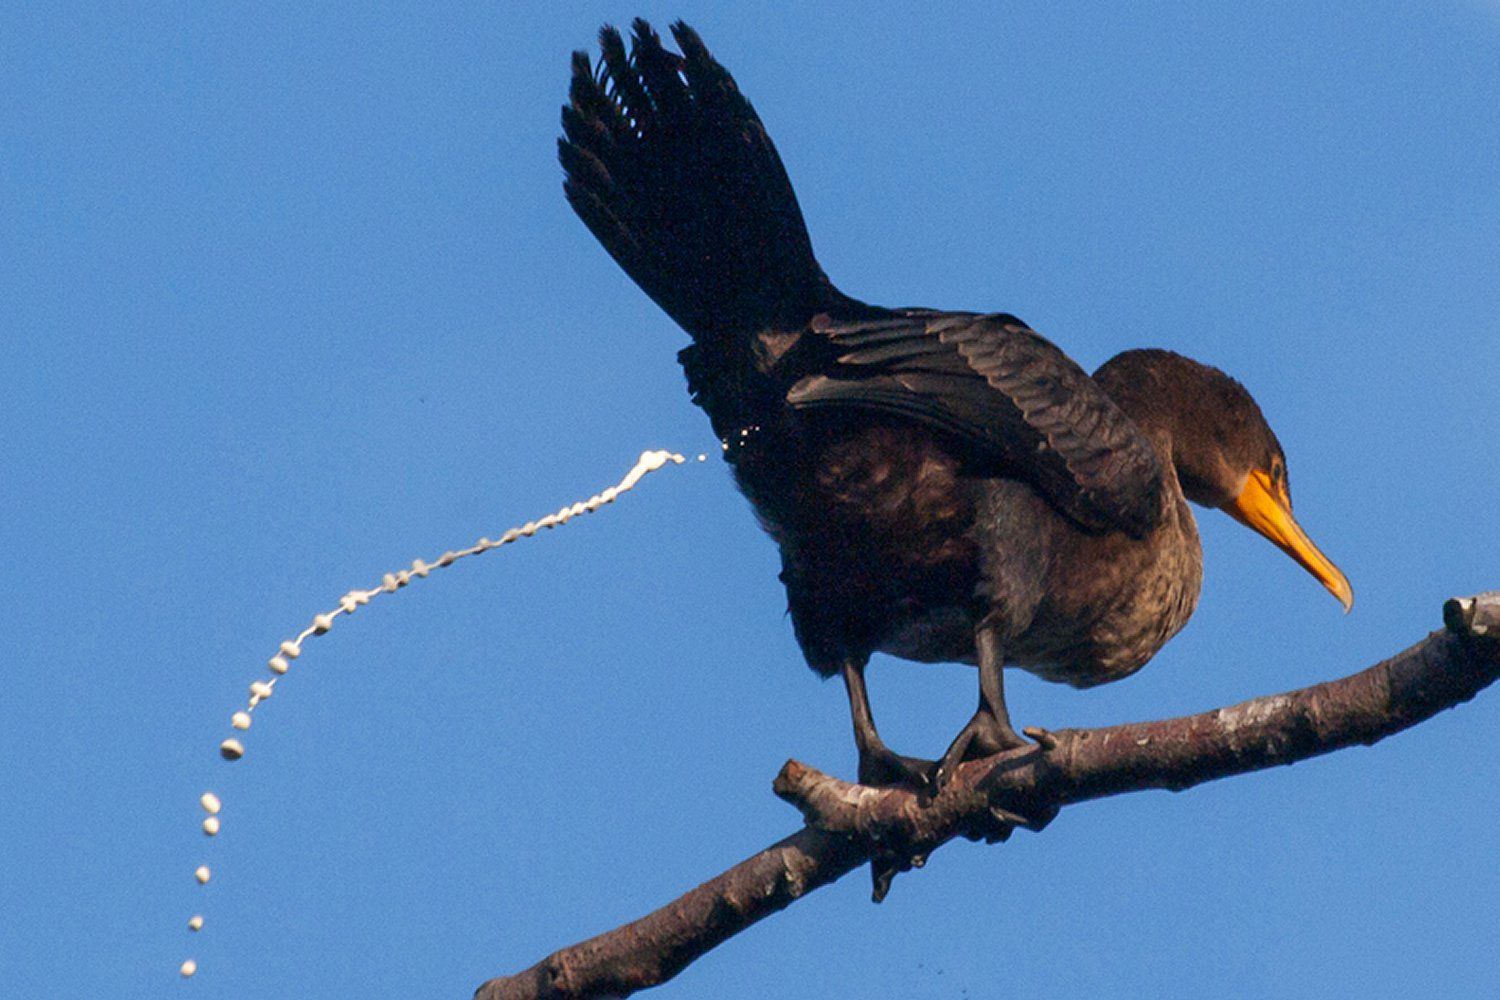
xmin=199 ymin=792 xmax=221 ymax=815
xmin=382 ymin=572 xmax=399 ymax=591
xmin=188 ymin=915 xmax=203 ymax=932
xmin=219 ymin=739 xmax=244 ymax=761
xmin=180 ymin=959 xmax=197 ymax=978
xmin=339 ymin=595 xmax=358 ymax=613
xmin=268 ymin=656 xmax=289 ymax=674
xmin=249 ymin=680 xmax=273 ymax=699
xmin=194 ymin=865 xmax=211 ymax=884
xmin=313 ymin=613 xmax=333 ymax=634
xmin=231 ymin=711 xmax=251 ymax=730
xmin=202 ymin=816 xmax=220 ymax=836
xmin=278 ymin=641 xmax=301 ymax=659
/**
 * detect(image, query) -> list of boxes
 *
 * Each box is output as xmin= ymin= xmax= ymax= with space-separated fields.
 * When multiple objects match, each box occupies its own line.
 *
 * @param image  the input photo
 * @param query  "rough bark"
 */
xmin=476 ymin=593 xmax=1500 ymax=1000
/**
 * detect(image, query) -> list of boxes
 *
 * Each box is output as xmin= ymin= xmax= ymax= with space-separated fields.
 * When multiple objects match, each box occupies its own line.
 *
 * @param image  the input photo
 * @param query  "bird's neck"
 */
xmin=1092 ymin=348 xmax=1233 ymax=508
xmin=1091 ymin=353 xmax=1186 ymax=472
xmin=1095 ymin=373 xmax=1203 ymax=566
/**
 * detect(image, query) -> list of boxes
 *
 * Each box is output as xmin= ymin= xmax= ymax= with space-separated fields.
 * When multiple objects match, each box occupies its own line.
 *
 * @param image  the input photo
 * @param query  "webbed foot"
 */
xmin=858 ymin=743 xmax=935 ymax=792
xmin=930 ymin=709 xmax=1028 ymax=794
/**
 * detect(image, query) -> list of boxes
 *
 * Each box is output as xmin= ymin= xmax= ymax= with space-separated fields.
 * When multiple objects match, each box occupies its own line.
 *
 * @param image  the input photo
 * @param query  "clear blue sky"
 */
xmin=3 ymin=4 xmax=1498 ymax=998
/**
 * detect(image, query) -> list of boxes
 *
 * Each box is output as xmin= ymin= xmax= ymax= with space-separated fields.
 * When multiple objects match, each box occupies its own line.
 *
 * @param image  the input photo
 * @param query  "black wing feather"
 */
xmin=560 ymin=20 xmax=849 ymax=340
xmin=789 ymin=312 xmax=1164 ymax=537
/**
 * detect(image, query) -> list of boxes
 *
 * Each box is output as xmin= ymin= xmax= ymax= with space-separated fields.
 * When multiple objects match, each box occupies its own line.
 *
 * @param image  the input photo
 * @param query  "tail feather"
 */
xmin=560 ymin=20 xmax=850 ymax=342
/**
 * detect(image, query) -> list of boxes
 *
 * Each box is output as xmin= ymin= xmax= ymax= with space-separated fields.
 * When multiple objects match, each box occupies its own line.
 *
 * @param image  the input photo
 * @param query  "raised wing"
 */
xmin=787 ymin=311 xmax=1164 ymax=537
xmin=559 ymin=20 xmax=849 ymax=340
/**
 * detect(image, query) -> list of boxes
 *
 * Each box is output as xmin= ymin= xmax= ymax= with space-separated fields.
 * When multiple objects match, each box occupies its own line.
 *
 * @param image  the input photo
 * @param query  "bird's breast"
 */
xmin=1008 ymin=491 xmax=1203 ymax=687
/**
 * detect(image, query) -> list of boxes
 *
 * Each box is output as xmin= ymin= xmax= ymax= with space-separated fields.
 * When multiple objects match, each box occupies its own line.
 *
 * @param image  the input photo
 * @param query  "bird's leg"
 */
xmin=932 ymin=625 xmax=1028 ymax=792
xmin=841 ymin=658 xmax=932 ymax=789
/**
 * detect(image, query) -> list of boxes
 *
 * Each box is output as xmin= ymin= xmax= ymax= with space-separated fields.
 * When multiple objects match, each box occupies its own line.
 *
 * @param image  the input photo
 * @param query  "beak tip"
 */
xmin=1226 ymin=471 xmax=1353 ymax=616
xmin=1334 ymin=584 xmax=1354 ymax=615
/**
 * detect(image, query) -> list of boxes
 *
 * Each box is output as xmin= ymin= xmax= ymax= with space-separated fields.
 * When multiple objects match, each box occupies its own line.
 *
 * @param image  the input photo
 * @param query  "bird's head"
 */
xmin=1098 ymin=349 xmax=1353 ymax=612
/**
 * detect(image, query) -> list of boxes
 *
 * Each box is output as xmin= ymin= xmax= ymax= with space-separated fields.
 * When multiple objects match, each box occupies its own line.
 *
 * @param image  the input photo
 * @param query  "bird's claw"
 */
xmin=870 ymin=858 xmax=899 ymax=902
xmin=1023 ymin=725 xmax=1059 ymax=751
xmin=930 ymin=713 xmax=1029 ymax=795
xmin=868 ymin=849 xmax=928 ymax=902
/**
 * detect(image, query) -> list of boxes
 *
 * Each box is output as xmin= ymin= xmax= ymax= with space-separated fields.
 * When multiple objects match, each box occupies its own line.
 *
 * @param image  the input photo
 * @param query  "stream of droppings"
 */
xmin=180 ymin=449 xmax=704 ymax=979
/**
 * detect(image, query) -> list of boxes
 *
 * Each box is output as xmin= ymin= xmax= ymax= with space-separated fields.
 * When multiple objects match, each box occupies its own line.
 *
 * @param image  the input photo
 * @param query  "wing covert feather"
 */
xmin=787 ymin=312 xmax=1163 ymax=537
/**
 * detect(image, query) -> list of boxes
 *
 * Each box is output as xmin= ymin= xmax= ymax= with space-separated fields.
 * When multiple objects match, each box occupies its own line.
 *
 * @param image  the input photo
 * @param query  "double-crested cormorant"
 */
xmin=559 ymin=20 xmax=1352 ymax=792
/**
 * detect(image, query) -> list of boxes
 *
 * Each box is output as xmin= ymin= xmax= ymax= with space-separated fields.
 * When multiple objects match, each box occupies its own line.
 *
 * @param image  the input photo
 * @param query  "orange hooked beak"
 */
xmin=1224 ymin=469 xmax=1354 ymax=612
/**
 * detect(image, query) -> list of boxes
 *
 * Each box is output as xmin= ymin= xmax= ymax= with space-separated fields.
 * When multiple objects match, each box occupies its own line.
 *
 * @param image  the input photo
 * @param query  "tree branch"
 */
xmin=476 ymin=593 xmax=1500 ymax=1000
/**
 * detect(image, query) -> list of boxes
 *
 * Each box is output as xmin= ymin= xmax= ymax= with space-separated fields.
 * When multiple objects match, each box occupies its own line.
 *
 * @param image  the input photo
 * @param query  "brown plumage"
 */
xmin=559 ymin=20 xmax=1351 ymax=793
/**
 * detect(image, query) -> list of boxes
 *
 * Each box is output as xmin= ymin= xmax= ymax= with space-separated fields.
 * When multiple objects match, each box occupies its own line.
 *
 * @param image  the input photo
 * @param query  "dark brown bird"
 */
xmin=559 ymin=20 xmax=1352 ymax=793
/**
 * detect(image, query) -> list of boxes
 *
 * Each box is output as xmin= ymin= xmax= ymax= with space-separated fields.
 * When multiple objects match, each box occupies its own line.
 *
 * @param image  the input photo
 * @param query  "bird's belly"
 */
xmin=731 ymin=418 xmax=982 ymax=672
xmin=874 ymin=606 xmax=979 ymax=665
xmin=1011 ymin=608 xmax=1183 ymax=687
xmin=1010 ymin=516 xmax=1202 ymax=688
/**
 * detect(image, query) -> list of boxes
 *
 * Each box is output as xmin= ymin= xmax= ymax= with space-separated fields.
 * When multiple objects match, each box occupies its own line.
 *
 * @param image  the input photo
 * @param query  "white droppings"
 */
xmin=187 ymin=447 xmax=697 ymax=966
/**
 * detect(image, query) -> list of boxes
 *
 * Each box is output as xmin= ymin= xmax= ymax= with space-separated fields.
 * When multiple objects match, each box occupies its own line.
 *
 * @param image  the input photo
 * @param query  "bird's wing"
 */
xmin=559 ymin=20 xmax=851 ymax=339
xmin=787 ymin=311 xmax=1164 ymax=537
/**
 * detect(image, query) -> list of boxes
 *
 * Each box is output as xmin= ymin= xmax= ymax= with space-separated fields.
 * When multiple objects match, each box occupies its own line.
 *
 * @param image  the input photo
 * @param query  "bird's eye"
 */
xmin=1269 ymin=461 xmax=1290 ymax=501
